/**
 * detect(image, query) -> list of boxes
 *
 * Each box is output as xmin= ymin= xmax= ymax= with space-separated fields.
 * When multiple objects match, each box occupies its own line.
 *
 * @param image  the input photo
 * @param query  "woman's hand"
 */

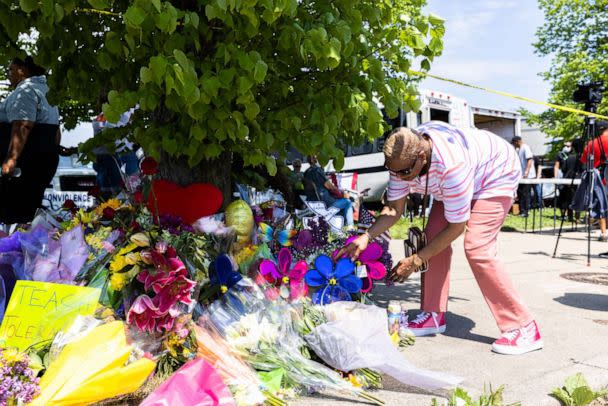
xmin=334 ymin=233 xmax=370 ymax=261
xmin=389 ymin=256 xmax=417 ymax=283
xmin=1 ymin=158 xmax=17 ymax=176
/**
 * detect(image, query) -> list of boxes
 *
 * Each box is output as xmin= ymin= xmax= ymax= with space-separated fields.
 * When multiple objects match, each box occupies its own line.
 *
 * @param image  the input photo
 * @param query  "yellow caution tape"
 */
xmin=409 ymin=70 xmax=608 ymax=120
xmin=76 ymin=7 xmax=121 ymax=17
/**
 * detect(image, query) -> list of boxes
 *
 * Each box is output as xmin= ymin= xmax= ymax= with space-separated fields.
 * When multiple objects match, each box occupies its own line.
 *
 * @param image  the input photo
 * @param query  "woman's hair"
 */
xmin=11 ymin=56 xmax=46 ymax=77
xmin=383 ymin=127 xmax=422 ymax=166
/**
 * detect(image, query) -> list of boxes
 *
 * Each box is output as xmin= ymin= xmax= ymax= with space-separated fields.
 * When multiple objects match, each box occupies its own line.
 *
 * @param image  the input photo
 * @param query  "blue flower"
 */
xmin=209 ymin=254 xmax=242 ymax=293
xmin=304 ymin=255 xmax=363 ymax=305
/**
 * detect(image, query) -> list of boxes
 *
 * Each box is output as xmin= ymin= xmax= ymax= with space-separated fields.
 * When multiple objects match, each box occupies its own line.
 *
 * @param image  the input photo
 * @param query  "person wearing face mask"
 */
xmin=0 ymin=56 xmax=60 ymax=224
xmin=554 ymin=140 xmax=582 ymax=223
xmin=336 ymin=121 xmax=542 ymax=355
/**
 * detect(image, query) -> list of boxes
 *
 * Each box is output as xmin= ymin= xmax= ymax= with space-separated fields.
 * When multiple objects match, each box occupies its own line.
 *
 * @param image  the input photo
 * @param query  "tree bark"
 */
xmin=157 ymin=151 xmax=232 ymax=209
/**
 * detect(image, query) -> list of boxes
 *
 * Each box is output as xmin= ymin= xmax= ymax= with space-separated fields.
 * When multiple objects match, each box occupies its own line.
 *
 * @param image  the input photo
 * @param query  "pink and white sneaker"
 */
xmin=407 ymin=311 xmax=446 ymax=336
xmin=491 ymin=320 xmax=544 ymax=355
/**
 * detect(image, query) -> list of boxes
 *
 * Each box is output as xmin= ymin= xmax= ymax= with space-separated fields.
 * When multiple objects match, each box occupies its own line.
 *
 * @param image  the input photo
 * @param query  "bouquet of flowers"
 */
xmin=205 ymin=278 xmax=383 ymax=405
xmin=0 ymin=348 xmax=40 ymax=405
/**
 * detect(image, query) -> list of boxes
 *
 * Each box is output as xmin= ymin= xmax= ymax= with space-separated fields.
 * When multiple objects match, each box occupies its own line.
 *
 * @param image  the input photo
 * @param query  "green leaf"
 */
xmin=238 ymin=76 xmax=254 ymax=94
xmin=151 ymin=0 xmax=161 ymax=13
xmin=428 ymin=13 xmax=445 ymax=26
xmin=19 ymin=0 xmax=38 ymax=13
xmin=173 ymin=49 xmax=190 ymax=70
xmin=245 ymin=102 xmax=260 ymax=120
xmin=216 ymin=0 xmax=227 ymax=11
xmin=571 ymin=387 xmax=596 ymax=406
xmin=258 ymin=368 xmax=285 ymax=393
xmin=87 ymin=0 xmax=111 ymax=8
xmin=140 ymin=67 xmax=153 ymax=84
xmin=253 ymin=59 xmax=268 ymax=83
xmin=124 ymin=6 xmax=146 ymax=28
xmin=264 ymin=157 xmax=277 ymax=176
xmin=421 ymin=59 xmax=431 ymax=71
xmin=190 ymin=126 xmax=205 ymax=141
xmin=150 ymin=56 xmax=168 ymax=85
xmin=565 ymin=374 xmax=589 ymax=395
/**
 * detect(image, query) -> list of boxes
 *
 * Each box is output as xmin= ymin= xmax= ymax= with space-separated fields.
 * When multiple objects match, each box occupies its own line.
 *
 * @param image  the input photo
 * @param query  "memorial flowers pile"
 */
xmin=0 ymin=156 xmax=432 ymax=405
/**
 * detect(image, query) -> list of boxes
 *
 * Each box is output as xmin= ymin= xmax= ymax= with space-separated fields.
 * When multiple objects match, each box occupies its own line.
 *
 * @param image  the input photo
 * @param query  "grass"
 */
xmin=389 ymin=208 xmax=575 ymax=240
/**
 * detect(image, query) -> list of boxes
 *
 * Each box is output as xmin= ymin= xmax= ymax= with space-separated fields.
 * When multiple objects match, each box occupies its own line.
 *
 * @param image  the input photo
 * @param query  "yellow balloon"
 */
xmin=225 ymin=200 xmax=254 ymax=244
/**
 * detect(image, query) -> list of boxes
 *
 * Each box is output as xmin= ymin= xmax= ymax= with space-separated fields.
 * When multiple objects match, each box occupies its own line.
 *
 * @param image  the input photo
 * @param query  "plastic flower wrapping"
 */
xmin=203 ymin=278 xmax=382 ymax=404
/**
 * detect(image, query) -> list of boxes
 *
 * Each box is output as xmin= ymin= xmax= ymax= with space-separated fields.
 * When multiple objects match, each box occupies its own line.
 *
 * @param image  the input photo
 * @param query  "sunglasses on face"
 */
xmin=386 ymin=157 xmax=417 ymax=177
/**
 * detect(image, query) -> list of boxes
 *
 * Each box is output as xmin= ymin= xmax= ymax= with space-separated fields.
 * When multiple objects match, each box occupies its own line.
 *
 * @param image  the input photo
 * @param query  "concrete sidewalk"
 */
xmin=297 ymin=230 xmax=608 ymax=405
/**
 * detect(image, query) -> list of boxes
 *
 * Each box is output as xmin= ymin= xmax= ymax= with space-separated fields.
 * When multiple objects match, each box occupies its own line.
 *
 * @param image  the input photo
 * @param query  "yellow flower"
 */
xmin=130 ymin=233 xmax=150 ymax=247
xmin=120 ymin=243 xmax=139 ymax=255
xmin=78 ymin=209 xmax=94 ymax=224
xmin=95 ymin=198 xmax=122 ymax=216
xmin=109 ymin=272 xmax=128 ymax=291
xmin=109 ymin=255 xmax=128 ymax=273
xmin=2 ymin=348 xmax=25 ymax=365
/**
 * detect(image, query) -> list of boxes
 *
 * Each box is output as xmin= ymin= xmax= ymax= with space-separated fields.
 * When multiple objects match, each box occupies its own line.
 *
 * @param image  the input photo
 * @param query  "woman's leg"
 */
xmin=464 ymin=197 xmax=533 ymax=332
xmin=331 ymin=198 xmax=354 ymax=226
xmin=421 ymin=201 xmax=452 ymax=312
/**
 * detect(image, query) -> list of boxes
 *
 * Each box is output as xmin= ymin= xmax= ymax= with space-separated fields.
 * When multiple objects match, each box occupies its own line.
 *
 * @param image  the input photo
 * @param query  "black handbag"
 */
xmin=402 ymin=173 xmax=429 ymax=273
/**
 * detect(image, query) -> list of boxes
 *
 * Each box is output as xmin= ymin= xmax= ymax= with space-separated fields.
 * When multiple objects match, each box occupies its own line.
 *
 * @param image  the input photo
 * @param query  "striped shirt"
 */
xmin=387 ymin=121 xmax=521 ymax=223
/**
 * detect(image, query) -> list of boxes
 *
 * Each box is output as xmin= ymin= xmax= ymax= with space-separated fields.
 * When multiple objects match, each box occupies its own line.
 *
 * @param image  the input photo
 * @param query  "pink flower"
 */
xmin=154 ymin=275 xmax=197 ymax=313
xmin=339 ymin=236 xmax=386 ymax=293
xmin=259 ymin=248 xmax=308 ymax=300
xmin=127 ymin=295 xmax=162 ymax=333
xmin=127 ymin=294 xmax=182 ymax=333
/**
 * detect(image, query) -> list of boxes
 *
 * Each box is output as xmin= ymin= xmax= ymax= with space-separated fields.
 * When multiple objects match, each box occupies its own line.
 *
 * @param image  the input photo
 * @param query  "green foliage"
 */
xmin=0 ymin=0 xmax=444 ymax=176
xmin=431 ymin=385 xmax=520 ymax=406
xmin=550 ymin=373 xmax=608 ymax=406
xmin=526 ymin=0 xmax=608 ymax=148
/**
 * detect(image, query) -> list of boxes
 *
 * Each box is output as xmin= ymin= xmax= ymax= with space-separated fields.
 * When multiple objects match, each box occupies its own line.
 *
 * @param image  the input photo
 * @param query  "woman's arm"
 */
xmin=2 ymin=120 xmax=34 ymax=175
xmin=335 ymin=196 xmax=406 ymax=259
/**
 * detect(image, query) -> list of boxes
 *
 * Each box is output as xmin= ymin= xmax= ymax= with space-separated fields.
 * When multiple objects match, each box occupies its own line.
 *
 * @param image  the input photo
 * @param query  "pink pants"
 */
xmin=421 ymin=197 xmax=533 ymax=332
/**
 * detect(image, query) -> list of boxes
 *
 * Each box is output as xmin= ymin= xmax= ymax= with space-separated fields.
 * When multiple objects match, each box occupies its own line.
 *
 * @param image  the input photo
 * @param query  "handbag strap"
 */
xmin=421 ymin=172 xmax=430 ymax=229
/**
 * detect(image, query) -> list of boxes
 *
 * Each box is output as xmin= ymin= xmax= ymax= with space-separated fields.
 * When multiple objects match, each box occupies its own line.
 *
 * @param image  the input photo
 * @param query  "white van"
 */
xmin=43 ymin=155 xmax=97 ymax=211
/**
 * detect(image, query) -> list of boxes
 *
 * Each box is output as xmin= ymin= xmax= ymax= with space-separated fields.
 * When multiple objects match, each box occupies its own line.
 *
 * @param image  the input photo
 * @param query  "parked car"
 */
xmin=42 ymin=155 xmax=97 ymax=211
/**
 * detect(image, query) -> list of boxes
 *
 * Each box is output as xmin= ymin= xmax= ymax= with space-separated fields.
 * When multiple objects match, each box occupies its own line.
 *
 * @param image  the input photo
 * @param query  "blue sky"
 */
xmin=420 ymin=0 xmax=551 ymax=114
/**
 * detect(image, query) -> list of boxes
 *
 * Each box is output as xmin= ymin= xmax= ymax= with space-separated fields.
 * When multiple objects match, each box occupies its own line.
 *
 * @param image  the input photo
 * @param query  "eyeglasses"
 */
xmin=386 ymin=157 xmax=417 ymax=177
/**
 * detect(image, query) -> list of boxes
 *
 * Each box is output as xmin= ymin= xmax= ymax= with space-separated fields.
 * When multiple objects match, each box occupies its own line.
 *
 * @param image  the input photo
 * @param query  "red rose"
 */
xmin=89 ymin=186 xmax=101 ymax=198
xmin=62 ymin=199 xmax=77 ymax=212
xmin=102 ymin=207 xmax=116 ymax=220
xmin=140 ymin=157 xmax=158 ymax=176
xmin=133 ymin=190 xmax=144 ymax=204
xmin=130 ymin=221 xmax=142 ymax=232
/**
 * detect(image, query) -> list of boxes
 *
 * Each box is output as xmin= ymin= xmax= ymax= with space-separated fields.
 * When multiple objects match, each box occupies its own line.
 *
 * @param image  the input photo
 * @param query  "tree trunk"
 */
xmin=157 ymin=152 xmax=232 ymax=209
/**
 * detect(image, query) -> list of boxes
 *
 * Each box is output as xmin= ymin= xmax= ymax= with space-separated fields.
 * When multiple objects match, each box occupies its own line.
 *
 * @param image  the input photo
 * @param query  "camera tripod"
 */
xmin=552 ymin=102 xmax=605 ymax=266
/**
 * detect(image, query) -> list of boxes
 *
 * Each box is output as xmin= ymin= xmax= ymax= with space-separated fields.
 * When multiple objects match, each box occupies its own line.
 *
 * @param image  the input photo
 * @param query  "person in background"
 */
xmin=303 ymin=155 xmax=354 ymax=227
xmin=580 ymin=121 xmax=608 ymax=241
xmin=0 ymin=56 xmax=60 ymax=224
xmin=91 ymin=106 xmax=139 ymax=198
xmin=289 ymin=159 xmax=305 ymax=208
xmin=338 ymin=122 xmax=542 ymax=355
xmin=512 ymin=136 xmax=535 ymax=218
xmin=554 ymin=140 xmax=582 ymax=222
xmin=532 ymin=156 xmax=543 ymax=209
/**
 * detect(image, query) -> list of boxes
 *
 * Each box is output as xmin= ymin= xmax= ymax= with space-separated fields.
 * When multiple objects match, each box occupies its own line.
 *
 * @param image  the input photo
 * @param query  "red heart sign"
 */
xmin=148 ymin=180 xmax=223 ymax=224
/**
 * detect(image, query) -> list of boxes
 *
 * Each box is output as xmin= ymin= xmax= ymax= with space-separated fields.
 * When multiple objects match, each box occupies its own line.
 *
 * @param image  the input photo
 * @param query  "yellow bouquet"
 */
xmin=30 ymin=321 xmax=155 ymax=406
